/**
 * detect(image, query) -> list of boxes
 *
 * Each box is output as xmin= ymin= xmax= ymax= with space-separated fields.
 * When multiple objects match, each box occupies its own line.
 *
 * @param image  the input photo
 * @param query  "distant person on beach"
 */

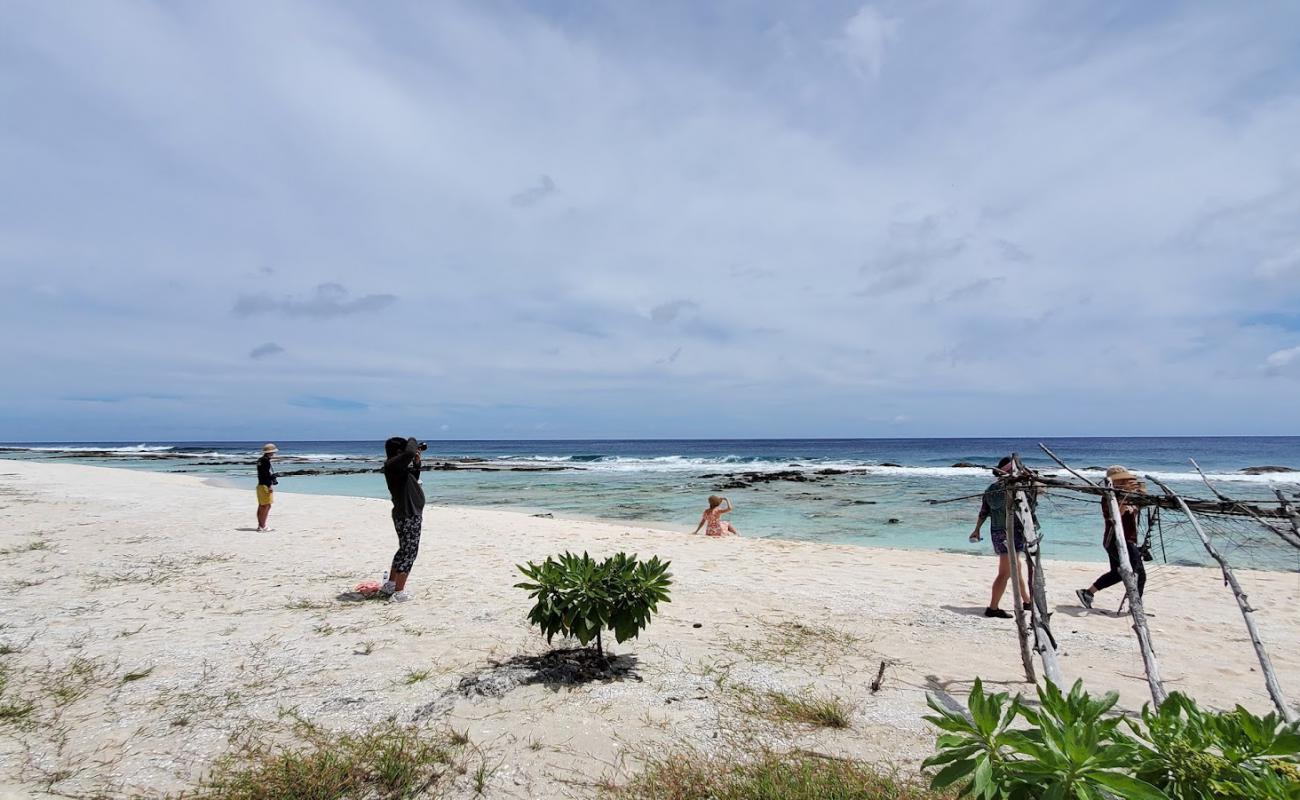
xmin=969 ymin=456 xmax=1032 ymax=618
xmin=1076 ymin=466 xmax=1147 ymax=610
xmin=381 ymin=436 xmax=426 ymax=603
xmin=692 ymin=495 xmax=739 ymax=537
xmin=255 ymin=443 xmax=278 ymax=532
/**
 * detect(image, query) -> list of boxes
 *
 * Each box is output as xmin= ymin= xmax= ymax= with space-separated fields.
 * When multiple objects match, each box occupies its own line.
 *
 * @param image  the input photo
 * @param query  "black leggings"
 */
xmin=1093 ymin=537 xmax=1146 ymax=596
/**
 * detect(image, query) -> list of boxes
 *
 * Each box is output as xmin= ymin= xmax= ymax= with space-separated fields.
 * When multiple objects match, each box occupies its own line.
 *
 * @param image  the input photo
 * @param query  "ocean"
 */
xmin=4 ymin=437 xmax=1298 ymax=571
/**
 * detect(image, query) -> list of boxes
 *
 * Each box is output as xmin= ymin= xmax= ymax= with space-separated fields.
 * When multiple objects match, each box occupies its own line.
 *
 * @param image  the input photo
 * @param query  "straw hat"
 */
xmin=1105 ymin=465 xmax=1137 ymax=482
xmin=262 ymin=443 xmax=279 ymax=454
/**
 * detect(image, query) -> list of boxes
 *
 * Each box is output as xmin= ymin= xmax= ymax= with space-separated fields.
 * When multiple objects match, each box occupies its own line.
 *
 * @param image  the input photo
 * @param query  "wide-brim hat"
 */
xmin=1105 ymin=465 xmax=1138 ymax=483
xmin=262 ymin=443 xmax=279 ymax=454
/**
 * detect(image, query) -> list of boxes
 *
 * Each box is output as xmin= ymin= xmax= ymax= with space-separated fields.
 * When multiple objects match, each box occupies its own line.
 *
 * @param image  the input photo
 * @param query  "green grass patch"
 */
xmin=121 ymin=667 xmax=155 ymax=684
xmin=736 ymin=687 xmax=854 ymax=729
xmin=610 ymin=750 xmax=949 ymax=800
xmin=402 ymin=668 xmax=432 ymax=685
xmin=190 ymin=721 xmax=461 ymax=800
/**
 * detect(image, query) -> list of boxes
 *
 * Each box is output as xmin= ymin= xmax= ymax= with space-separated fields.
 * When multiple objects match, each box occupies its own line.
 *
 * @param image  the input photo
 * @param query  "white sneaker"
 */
xmin=390 ymin=591 xmax=412 ymax=603
xmin=379 ymin=581 xmax=397 ymax=597
xmin=256 ymin=527 xmax=267 ymax=533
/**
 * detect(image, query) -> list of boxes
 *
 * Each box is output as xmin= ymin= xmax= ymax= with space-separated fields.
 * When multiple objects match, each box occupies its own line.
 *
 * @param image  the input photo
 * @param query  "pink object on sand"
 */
xmin=354 ymin=581 xmax=382 ymax=597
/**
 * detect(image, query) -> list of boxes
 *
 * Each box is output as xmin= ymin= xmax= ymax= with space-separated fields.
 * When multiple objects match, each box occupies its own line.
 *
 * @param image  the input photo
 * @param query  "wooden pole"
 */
xmin=1004 ymin=483 xmax=1036 ymax=684
xmin=1103 ymin=479 xmax=1168 ymax=707
xmin=1009 ymin=465 xmax=1062 ymax=686
xmin=1273 ymin=490 xmax=1300 ymax=550
xmin=1148 ymin=475 xmax=1296 ymax=723
xmin=1039 ymin=443 xmax=1098 ymax=487
xmin=1192 ymin=460 xmax=1300 ymax=551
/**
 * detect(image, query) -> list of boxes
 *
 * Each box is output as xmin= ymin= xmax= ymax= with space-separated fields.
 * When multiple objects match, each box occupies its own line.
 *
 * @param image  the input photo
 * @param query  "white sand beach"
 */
xmin=1 ymin=460 xmax=1298 ymax=798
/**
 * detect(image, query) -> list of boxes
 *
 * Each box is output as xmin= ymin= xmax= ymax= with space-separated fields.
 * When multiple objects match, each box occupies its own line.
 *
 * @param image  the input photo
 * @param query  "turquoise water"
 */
xmin=4 ymin=438 xmax=1299 ymax=570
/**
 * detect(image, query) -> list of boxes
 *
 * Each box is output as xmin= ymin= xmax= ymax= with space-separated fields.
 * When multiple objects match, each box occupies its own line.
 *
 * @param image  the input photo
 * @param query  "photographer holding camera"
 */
xmin=380 ymin=436 xmax=427 ymax=603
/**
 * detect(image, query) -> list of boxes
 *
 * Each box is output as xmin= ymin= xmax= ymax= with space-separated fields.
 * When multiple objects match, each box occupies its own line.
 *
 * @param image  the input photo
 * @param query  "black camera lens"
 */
xmin=417 ymin=442 xmax=428 ymax=451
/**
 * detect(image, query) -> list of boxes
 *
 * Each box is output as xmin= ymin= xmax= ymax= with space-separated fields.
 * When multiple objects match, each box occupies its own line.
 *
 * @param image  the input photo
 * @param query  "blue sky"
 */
xmin=2 ymin=1 xmax=1299 ymax=440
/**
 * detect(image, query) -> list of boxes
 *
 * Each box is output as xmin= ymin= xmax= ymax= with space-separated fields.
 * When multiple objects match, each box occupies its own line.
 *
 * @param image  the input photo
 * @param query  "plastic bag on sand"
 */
xmin=354 ymin=581 xmax=382 ymax=598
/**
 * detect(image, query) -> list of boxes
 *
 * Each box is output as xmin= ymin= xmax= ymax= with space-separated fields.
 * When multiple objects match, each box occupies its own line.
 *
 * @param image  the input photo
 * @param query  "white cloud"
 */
xmin=1 ymin=1 xmax=1299 ymax=437
xmin=1265 ymin=345 xmax=1300 ymax=369
xmin=1257 ymin=245 xmax=1300 ymax=278
xmin=834 ymin=5 xmax=899 ymax=80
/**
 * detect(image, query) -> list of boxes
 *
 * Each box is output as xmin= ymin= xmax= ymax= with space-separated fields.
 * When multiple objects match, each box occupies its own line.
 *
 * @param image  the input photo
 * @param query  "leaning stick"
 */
xmin=1102 ymin=478 xmax=1168 ymax=707
xmin=1039 ymin=443 xmax=1098 ymax=487
xmin=1009 ymin=461 xmax=1062 ymax=685
xmin=1274 ymin=490 xmax=1300 ymax=548
xmin=1004 ymin=484 xmax=1037 ymax=684
xmin=1149 ymin=475 xmax=1296 ymax=723
xmin=1192 ymin=459 xmax=1300 ymax=551
xmin=1190 ymin=458 xmax=1232 ymax=502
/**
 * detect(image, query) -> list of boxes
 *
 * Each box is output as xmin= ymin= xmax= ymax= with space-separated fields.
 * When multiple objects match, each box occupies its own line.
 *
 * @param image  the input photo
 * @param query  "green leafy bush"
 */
xmin=515 ymin=551 xmax=672 ymax=656
xmin=1128 ymin=693 xmax=1300 ymax=799
xmin=923 ymin=679 xmax=1300 ymax=800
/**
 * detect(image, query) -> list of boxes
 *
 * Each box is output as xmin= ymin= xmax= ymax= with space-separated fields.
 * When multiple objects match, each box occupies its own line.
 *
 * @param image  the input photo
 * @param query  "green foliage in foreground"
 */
xmin=924 ymin=678 xmax=1300 ymax=800
xmin=188 ymin=721 xmax=461 ymax=800
xmin=611 ymin=750 xmax=951 ymax=800
xmin=516 ymin=551 xmax=672 ymax=655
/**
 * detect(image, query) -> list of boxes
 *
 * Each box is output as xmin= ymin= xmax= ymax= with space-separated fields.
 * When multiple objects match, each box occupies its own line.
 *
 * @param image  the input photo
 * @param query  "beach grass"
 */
xmin=188 ymin=721 xmax=462 ymax=800
xmin=732 ymin=685 xmax=855 ymax=729
xmin=609 ymin=750 xmax=949 ymax=800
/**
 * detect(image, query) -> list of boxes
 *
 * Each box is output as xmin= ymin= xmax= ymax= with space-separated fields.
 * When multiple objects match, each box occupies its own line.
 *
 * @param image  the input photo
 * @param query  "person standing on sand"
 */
xmin=380 ymin=436 xmax=426 ymax=603
xmin=692 ymin=495 xmax=739 ymax=537
xmin=255 ymin=443 xmax=278 ymax=532
xmin=969 ymin=456 xmax=1032 ymax=619
xmin=1076 ymin=466 xmax=1147 ymax=610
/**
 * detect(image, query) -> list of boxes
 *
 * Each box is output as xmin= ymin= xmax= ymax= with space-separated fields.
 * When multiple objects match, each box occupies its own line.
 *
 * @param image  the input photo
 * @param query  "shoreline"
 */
xmin=1 ymin=460 xmax=1298 ymax=797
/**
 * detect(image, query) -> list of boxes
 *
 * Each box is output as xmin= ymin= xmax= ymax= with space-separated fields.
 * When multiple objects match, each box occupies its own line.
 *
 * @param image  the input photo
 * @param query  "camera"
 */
xmin=417 ymin=442 xmax=428 ymax=452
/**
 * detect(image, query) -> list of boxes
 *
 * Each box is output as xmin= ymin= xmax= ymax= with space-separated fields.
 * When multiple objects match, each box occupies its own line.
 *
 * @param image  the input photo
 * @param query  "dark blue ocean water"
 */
xmin=4 ymin=438 xmax=1298 ymax=569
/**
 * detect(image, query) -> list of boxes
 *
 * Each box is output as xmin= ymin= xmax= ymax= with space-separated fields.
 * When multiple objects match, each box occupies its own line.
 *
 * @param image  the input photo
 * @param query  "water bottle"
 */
xmin=382 ymin=570 xmax=389 ymax=584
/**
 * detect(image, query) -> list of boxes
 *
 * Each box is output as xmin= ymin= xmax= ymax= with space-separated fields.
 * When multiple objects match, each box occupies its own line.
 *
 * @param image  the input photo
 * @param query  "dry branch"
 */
xmin=1003 ymin=485 xmax=1036 ymax=684
xmin=1148 ymin=475 xmax=1297 ymax=723
xmin=1102 ymin=479 xmax=1168 ymax=708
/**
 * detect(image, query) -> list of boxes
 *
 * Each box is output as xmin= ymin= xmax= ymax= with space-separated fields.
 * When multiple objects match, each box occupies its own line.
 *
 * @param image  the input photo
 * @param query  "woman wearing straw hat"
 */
xmin=255 ymin=443 xmax=279 ymax=532
xmin=1076 ymin=465 xmax=1147 ymax=610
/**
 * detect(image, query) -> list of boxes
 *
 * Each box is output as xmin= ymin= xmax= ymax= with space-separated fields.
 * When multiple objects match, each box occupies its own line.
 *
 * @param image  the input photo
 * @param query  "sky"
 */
xmin=2 ymin=0 xmax=1300 ymax=441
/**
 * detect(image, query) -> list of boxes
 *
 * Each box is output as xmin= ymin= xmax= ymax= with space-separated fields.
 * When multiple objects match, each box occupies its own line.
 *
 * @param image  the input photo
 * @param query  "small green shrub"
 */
xmin=923 ymin=679 xmax=1300 ymax=800
xmin=1128 ymin=692 xmax=1300 ymax=799
xmin=516 ymin=551 xmax=672 ymax=656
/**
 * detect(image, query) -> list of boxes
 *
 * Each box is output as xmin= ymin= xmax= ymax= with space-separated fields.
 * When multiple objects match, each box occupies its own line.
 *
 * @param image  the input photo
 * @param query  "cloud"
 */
xmin=656 ymin=346 xmax=682 ymax=365
xmin=1257 ymin=245 xmax=1300 ymax=278
xmin=833 ymin=5 xmax=899 ymax=80
xmin=232 ymin=284 xmax=397 ymax=319
xmin=288 ymin=395 xmax=369 ymax=411
xmin=995 ymin=240 xmax=1033 ymax=263
xmin=859 ymin=216 xmax=967 ymax=295
xmin=649 ymin=300 xmax=698 ymax=323
xmin=4 ymin=2 xmax=1300 ymax=437
xmin=248 ymin=342 xmax=285 ymax=359
xmin=933 ymin=276 xmax=1005 ymax=304
xmin=1265 ymin=345 xmax=1300 ymax=369
xmin=509 ymin=174 xmax=557 ymax=208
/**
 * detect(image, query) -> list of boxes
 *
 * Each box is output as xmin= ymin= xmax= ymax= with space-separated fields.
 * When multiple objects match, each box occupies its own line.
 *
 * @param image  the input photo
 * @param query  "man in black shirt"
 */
xmin=256 ymin=443 xmax=278 ymax=532
xmin=381 ymin=436 xmax=426 ymax=602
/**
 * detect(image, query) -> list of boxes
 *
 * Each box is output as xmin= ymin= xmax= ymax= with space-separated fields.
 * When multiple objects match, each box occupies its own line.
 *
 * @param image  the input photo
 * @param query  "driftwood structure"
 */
xmin=932 ymin=443 xmax=1297 ymax=720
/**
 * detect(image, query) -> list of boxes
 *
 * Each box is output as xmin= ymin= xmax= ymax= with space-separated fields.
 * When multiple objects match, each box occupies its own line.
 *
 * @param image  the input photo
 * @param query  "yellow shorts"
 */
xmin=256 ymin=485 xmax=274 ymax=505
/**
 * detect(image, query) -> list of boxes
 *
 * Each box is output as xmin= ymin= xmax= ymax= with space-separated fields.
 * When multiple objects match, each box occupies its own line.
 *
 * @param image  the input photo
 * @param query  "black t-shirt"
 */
xmin=257 ymin=455 xmax=278 ymax=487
xmin=383 ymin=439 xmax=425 ymax=520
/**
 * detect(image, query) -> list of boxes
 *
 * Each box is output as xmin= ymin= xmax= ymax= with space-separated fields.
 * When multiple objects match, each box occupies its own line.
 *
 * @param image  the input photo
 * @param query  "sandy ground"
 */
xmin=0 ymin=460 xmax=1297 ymax=799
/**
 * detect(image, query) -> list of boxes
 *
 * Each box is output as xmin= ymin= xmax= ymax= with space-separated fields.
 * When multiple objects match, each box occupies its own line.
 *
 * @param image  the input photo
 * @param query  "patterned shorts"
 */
xmin=392 ymin=515 xmax=423 ymax=574
xmin=991 ymin=529 xmax=1025 ymax=556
